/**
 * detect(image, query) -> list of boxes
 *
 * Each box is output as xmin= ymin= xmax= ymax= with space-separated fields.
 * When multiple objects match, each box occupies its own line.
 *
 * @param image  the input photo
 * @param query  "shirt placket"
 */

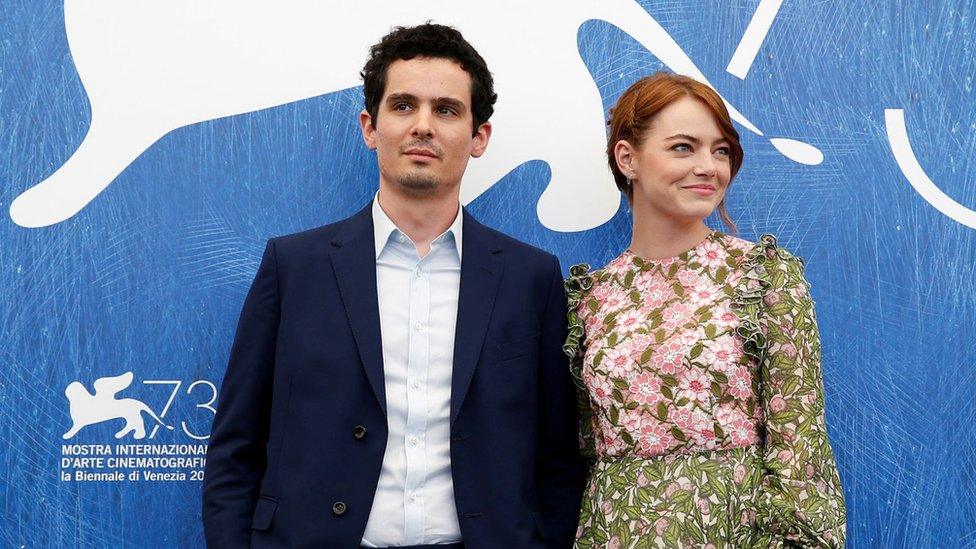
xmin=403 ymin=252 xmax=430 ymax=543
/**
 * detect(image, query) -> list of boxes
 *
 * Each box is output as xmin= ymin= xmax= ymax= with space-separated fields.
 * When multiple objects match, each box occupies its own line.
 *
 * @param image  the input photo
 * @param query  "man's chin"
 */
xmin=396 ymin=175 xmax=440 ymax=197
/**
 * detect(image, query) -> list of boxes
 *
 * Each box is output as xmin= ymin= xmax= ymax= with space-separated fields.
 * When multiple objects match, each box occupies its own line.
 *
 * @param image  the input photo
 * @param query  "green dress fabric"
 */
xmin=564 ymin=232 xmax=846 ymax=548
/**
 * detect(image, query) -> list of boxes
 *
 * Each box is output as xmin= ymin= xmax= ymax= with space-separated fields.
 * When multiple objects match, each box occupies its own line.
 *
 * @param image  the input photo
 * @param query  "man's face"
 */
xmin=360 ymin=57 xmax=491 ymax=199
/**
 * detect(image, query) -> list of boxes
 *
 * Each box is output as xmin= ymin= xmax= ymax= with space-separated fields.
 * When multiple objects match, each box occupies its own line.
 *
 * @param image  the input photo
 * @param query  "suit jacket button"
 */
xmin=353 ymin=425 xmax=367 ymax=440
xmin=332 ymin=501 xmax=346 ymax=516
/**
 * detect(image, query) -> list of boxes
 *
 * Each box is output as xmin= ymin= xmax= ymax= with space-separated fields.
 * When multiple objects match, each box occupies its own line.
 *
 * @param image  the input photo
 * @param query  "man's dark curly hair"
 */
xmin=361 ymin=23 xmax=497 ymax=136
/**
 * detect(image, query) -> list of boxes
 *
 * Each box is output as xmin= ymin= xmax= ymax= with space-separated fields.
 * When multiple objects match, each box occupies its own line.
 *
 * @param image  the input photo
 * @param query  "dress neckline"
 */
xmin=623 ymin=230 xmax=723 ymax=266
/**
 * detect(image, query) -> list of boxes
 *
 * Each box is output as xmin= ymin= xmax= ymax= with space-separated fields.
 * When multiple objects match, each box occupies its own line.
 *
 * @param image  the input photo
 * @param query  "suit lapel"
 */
xmin=330 ymin=204 xmax=386 ymax=414
xmin=451 ymin=211 xmax=504 ymax=426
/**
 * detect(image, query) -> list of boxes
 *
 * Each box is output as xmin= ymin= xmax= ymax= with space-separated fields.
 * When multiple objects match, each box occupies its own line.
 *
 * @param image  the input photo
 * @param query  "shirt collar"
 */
xmin=372 ymin=192 xmax=463 ymax=260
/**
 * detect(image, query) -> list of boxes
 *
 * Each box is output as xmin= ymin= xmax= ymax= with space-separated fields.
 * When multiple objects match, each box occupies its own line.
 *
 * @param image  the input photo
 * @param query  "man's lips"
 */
xmin=403 ymin=148 xmax=438 ymax=159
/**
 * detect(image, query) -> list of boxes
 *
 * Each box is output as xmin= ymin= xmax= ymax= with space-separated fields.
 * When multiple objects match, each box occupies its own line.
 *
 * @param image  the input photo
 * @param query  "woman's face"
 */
xmin=617 ymin=96 xmax=732 ymax=226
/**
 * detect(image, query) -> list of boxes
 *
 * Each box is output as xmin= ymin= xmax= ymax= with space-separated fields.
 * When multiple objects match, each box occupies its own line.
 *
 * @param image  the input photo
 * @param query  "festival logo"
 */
xmin=9 ymin=0 xmax=843 ymax=233
xmin=59 ymin=371 xmax=217 ymax=483
xmin=63 ymin=372 xmax=171 ymax=440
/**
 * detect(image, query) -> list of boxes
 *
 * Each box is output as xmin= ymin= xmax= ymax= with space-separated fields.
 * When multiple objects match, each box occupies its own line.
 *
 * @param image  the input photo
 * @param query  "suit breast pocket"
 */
xmin=493 ymin=333 xmax=540 ymax=363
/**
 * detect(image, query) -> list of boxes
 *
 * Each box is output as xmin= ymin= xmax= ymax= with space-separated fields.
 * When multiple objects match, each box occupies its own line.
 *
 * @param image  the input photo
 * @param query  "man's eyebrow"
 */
xmin=436 ymin=97 xmax=467 ymax=112
xmin=385 ymin=94 xmax=467 ymax=112
xmin=385 ymin=93 xmax=418 ymax=104
xmin=664 ymin=134 xmax=729 ymax=145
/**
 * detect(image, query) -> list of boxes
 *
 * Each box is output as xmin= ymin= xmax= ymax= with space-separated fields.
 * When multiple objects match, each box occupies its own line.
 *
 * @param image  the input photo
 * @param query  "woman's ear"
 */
xmin=614 ymin=139 xmax=637 ymax=178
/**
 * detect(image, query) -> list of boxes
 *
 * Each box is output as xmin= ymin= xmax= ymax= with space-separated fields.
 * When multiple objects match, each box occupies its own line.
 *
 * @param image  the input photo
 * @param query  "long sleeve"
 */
xmin=751 ymin=246 xmax=846 ymax=548
xmin=202 ymin=239 xmax=280 ymax=548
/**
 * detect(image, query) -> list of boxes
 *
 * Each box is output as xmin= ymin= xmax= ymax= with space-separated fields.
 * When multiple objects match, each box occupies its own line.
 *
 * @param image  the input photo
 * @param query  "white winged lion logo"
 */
xmin=10 ymin=0 xmax=823 ymax=232
xmin=63 ymin=371 xmax=172 ymax=440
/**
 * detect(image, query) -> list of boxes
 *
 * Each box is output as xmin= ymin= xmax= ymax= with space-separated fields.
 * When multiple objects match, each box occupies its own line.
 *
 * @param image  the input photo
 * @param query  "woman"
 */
xmin=565 ymin=72 xmax=846 ymax=548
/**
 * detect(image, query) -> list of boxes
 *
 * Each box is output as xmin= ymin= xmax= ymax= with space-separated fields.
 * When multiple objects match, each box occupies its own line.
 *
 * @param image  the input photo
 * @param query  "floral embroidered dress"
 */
xmin=564 ymin=232 xmax=845 ymax=548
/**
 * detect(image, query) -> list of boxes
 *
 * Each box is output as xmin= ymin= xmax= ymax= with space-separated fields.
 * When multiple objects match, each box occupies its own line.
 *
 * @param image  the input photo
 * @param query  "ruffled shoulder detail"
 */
xmin=564 ymin=263 xmax=599 ymax=465
xmin=731 ymin=233 xmax=805 ymax=365
xmin=563 ymin=263 xmax=593 ymax=370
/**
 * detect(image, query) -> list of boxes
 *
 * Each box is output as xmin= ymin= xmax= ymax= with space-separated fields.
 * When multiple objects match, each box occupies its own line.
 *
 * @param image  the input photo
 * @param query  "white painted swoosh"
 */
xmin=885 ymin=108 xmax=976 ymax=230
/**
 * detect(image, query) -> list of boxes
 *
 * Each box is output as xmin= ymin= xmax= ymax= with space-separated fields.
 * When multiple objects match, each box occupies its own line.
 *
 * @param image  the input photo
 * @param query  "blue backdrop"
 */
xmin=1 ymin=1 xmax=974 ymax=547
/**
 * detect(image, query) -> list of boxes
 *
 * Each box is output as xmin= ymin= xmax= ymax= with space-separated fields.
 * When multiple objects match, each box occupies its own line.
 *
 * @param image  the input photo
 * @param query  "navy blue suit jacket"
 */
xmin=202 ymin=203 xmax=586 ymax=548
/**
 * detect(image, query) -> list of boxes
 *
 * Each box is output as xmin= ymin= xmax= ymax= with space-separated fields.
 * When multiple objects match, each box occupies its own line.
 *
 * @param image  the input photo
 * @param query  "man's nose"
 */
xmin=410 ymin=109 xmax=435 ymax=139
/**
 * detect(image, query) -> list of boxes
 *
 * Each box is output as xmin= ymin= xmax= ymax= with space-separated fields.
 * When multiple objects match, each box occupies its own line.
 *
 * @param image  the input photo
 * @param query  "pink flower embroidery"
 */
xmin=716 ymin=404 xmax=757 ymax=447
xmin=696 ymin=240 xmax=729 ymax=269
xmin=712 ymin=304 xmax=739 ymax=330
xmin=688 ymin=283 xmax=719 ymax=307
xmin=651 ymin=340 xmax=685 ymax=374
xmin=587 ymin=374 xmax=615 ymax=407
xmin=584 ymin=313 xmax=602 ymax=335
xmin=729 ymin=419 xmax=759 ymax=446
xmin=662 ymin=302 xmax=694 ymax=329
xmin=601 ymin=346 xmax=634 ymax=378
xmin=644 ymin=280 xmax=674 ymax=309
xmin=615 ymin=309 xmax=643 ymax=334
xmin=691 ymin=426 xmax=718 ymax=450
xmin=602 ymin=292 xmax=626 ymax=312
xmin=628 ymin=333 xmax=653 ymax=363
xmin=591 ymin=283 xmax=611 ymax=303
xmin=604 ymin=256 xmax=632 ymax=277
xmin=638 ymin=420 xmax=673 ymax=455
xmin=679 ymin=367 xmax=712 ymax=404
xmin=670 ymin=407 xmax=696 ymax=430
xmin=620 ymin=409 xmax=644 ymax=433
xmin=677 ymin=269 xmax=699 ymax=288
xmin=703 ymin=335 xmax=741 ymax=371
xmin=629 ymin=372 xmax=663 ymax=406
xmin=677 ymin=328 xmax=703 ymax=347
xmin=727 ymin=366 xmax=753 ymax=400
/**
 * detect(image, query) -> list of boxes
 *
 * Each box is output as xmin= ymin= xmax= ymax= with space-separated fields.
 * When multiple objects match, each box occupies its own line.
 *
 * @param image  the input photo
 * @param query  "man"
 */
xmin=203 ymin=23 xmax=586 ymax=548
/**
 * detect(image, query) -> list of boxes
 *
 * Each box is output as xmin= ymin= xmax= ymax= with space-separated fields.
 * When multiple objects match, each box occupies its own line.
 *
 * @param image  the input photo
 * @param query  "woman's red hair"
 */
xmin=607 ymin=72 xmax=744 ymax=232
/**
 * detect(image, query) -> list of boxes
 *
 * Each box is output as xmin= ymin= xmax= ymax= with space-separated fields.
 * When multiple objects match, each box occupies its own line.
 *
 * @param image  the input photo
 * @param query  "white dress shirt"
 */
xmin=361 ymin=195 xmax=463 ymax=547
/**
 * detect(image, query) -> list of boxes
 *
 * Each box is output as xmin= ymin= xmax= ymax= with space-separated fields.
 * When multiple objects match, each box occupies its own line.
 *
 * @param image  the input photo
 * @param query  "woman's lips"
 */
xmin=683 ymin=185 xmax=716 ymax=196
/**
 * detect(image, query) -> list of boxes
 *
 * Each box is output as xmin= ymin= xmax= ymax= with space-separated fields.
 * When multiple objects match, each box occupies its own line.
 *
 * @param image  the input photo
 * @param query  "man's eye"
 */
xmin=437 ymin=107 xmax=456 ymax=115
xmin=393 ymin=103 xmax=411 ymax=111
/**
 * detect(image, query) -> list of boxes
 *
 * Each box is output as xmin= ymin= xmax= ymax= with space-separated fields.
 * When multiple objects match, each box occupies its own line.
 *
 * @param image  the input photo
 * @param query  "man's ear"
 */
xmin=360 ymin=110 xmax=377 ymax=150
xmin=470 ymin=121 xmax=492 ymax=158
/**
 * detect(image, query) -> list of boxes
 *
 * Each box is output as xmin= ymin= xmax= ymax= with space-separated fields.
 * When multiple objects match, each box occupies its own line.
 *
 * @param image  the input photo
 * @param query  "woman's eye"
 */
xmin=672 ymin=143 xmax=692 ymax=152
xmin=715 ymin=147 xmax=731 ymax=156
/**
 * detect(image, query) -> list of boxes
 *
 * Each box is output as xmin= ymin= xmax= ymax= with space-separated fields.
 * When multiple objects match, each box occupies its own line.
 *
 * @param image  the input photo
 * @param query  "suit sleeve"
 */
xmin=536 ymin=256 xmax=588 ymax=546
xmin=202 ymin=239 xmax=280 ymax=548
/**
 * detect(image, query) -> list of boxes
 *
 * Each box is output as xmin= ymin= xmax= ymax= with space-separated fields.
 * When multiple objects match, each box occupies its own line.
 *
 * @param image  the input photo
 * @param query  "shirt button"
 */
xmin=409 ymin=435 xmax=420 ymax=446
xmin=415 ymin=268 xmax=423 ymax=278
xmin=414 ymin=322 xmax=422 ymax=331
xmin=413 ymin=380 xmax=422 ymax=390
xmin=409 ymin=493 xmax=418 ymax=503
